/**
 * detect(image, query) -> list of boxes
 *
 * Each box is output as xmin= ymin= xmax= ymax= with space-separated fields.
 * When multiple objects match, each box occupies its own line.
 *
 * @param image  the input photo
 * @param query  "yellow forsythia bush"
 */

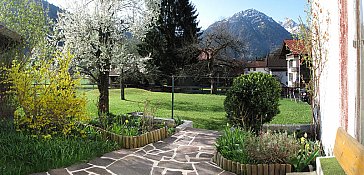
xmin=6 ymin=52 xmax=88 ymax=138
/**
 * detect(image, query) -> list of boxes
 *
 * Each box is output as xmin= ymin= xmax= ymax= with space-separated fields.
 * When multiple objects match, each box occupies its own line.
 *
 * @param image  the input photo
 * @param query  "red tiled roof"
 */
xmin=284 ymin=39 xmax=306 ymax=55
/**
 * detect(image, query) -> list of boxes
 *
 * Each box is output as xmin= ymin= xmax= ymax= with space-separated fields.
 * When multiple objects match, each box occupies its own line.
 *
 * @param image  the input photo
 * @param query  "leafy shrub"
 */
xmin=215 ymin=125 xmax=253 ymax=163
xmin=216 ymin=127 xmax=300 ymax=165
xmin=224 ymin=72 xmax=281 ymax=131
xmin=290 ymin=133 xmax=321 ymax=172
xmin=245 ymin=130 xmax=300 ymax=164
xmin=6 ymin=52 xmax=88 ymax=138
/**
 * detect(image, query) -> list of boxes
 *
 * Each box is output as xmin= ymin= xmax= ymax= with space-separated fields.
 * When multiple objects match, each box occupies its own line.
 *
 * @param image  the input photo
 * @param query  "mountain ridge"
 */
xmin=204 ymin=9 xmax=293 ymax=60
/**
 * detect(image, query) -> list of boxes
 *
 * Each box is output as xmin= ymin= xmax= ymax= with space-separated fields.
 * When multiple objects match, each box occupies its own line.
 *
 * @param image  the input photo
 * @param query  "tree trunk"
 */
xmin=98 ymin=70 xmax=109 ymax=116
xmin=210 ymin=76 xmax=216 ymax=94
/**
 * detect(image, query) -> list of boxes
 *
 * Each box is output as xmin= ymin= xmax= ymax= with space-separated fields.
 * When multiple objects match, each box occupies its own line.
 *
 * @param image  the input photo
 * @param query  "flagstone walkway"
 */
xmin=33 ymin=128 xmax=233 ymax=175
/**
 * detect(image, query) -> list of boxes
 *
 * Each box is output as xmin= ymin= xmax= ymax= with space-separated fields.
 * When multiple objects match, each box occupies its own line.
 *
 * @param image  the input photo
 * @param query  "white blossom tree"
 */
xmin=56 ymin=0 xmax=160 ymax=116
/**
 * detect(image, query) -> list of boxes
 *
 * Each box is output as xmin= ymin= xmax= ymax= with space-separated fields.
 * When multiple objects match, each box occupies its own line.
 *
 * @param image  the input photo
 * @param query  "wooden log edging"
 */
xmin=213 ymin=152 xmax=292 ymax=175
xmin=85 ymin=124 xmax=168 ymax=149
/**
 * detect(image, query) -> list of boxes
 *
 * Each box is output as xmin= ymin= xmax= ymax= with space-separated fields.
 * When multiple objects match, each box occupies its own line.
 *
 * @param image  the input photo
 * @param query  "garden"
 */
xmin=0 ymin=0 xmax=322 ymax=174
xmin=0 ymin=59 xmax=318 ymax=174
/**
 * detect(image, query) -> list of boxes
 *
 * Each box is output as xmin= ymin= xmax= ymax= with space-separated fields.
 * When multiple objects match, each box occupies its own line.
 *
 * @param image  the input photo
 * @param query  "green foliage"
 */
xmin=0 ymin=0 xmax=54 ymax=63
xmin=0 ymin=120 xmax=118 ymax=175
xmin=216 ymin=127 xmax=300 ymax=165
xmin=139 ymin=0 xmax=201 ymax=80
xmin=289 ymin=133 xmax=321 ymax=172
xmin=245 ymin=131 xmax=300 ymax=164
xmin=224 ymin=72 xmax=281 ymax=131
xmin=215 ymin=125 xmax=252 ymax=163
xmin=6 ymin=52 xmax=88 ymax=138
xmin=174 ymin=116 xmax=184 ymax=126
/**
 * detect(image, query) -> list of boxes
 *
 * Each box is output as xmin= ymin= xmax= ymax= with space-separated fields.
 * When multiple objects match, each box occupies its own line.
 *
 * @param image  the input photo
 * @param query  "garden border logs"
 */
xmin=82 ymin=118 xmax=193 ymax=149
xmin=213 ymin=151 xmax=292 ymax=175
xmin=86 ymin=124 xmax=168 ymax=149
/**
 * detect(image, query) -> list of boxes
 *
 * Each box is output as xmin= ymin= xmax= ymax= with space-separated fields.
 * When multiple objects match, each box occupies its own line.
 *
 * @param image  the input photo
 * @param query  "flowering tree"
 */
xmin=56 ymin=0 xmax=160 ymax=116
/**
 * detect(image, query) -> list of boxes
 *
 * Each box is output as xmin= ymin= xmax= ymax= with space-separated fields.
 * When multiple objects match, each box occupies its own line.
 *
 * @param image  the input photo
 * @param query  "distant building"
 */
xmin=244 ymin=60 xmax=269 ymax=74
xmin=284 ymin=39 xmax=308 ymax=88
xmin=244 ymin=44 xmax=290 ymax=87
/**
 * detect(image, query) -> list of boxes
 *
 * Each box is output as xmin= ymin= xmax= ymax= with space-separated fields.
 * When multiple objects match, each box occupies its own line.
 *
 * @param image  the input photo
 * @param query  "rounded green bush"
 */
xmin=224 ymin=72 xmax=281 ymax=131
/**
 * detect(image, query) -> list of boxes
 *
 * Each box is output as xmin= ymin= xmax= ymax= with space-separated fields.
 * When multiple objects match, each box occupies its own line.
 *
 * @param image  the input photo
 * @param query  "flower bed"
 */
xmin=85 ymin=124 xmax=168 ymax=149
xmin=85 ymin=113 xmax=191 ymax=149
xmin=214 ymin=126 xmax=321 ymax=174
xmin=213 ymin=151 xmax=292 ymax=175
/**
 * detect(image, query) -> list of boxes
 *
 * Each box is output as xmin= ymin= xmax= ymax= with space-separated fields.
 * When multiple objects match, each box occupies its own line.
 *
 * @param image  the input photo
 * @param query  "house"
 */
xmin=244 ymin=40 xmax=295 ymax=87
xmin=243 ymin=55 xmax=288 ymax=87
xmin=266 ymin=48 xmax=289 ymax=87
xmin=284 ymin=39 xmax=309 ymax=88
xmin=244 ymin=59 xmax=269 ymax=74
xmin=312 ymin=0 xmax=364 ymax=154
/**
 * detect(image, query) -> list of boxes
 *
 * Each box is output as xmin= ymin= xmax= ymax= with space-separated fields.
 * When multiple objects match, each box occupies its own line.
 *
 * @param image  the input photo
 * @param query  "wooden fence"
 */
xmin=86 ymin=125 xmax=168 ymax=149
xmin=213 ymin=152 xmax=292 ymax=175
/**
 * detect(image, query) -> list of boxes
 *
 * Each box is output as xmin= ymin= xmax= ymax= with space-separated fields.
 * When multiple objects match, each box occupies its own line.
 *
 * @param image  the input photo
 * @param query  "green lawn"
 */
xmin=84 ymin=88 xmax=312 ymax=131
xmin=320 ymin=157 xmax=346 ymax=175
xmin=270 ymin=99 xmax=312 ymax=124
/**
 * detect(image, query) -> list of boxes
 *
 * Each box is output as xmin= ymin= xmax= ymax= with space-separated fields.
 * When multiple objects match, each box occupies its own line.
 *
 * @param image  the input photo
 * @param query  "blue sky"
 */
xmin=191 ymin=0 xmax=307 ymax=29
xmin=47 ymin=0 xmax=307 ymax=29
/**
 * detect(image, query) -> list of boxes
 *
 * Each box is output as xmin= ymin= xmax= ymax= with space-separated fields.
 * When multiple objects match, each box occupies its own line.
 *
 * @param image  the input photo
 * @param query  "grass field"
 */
xmin=84 ymin=88 xmax=312 ymax=131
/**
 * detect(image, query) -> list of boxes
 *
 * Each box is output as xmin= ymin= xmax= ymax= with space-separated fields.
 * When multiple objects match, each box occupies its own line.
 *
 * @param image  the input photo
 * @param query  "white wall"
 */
xmin=315 ymin=0 xmax=360 ymax=154
xmin=271 ymin=71 xmax=288 ymax=86
xmin=244 ymin=68 xmax=269 ymax=74
xmin=286 ymin=55 xmax=300 ymax=87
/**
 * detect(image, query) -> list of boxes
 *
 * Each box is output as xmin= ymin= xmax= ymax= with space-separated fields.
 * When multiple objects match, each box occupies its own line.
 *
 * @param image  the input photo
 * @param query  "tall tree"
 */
xmin=200 ymin=23 xmax=245 ymax=94
xmin=138 ymin=0 xmax=201 ymax=82
xmin=56 ymin=0 xmax=159 ymax=116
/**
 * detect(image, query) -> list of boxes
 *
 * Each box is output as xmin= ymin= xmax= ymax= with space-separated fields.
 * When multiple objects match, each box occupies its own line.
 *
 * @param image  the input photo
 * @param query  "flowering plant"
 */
xmin=290 ymin=133 xmax=321 ymax=172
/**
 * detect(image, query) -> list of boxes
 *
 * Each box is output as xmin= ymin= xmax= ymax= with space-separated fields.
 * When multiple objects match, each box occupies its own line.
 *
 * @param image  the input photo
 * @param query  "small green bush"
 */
xmin=245 ymin=131 xmax=300 ymax=164
xmin=215 ymin=125 xmax=253 ymax=163
xmin=224 ymin=72 xmax=281 ymax=131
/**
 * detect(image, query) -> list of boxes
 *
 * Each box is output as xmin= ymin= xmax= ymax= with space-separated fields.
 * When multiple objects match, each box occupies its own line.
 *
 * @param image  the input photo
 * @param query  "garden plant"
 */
xmin=215 ymin=126 xmax=322 ymax=172
xmin=224 ymin=72 xmax=281 ymax=132
xmin=0 ymin=52 xmax=119 ymax=174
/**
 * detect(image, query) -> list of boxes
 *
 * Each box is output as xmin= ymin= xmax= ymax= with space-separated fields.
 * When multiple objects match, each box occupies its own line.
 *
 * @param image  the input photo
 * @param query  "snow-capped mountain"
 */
xmin=279 ymin=18 xmax=300 ymax=35
xmin=203 ymin=9 xmax=292 ymax=60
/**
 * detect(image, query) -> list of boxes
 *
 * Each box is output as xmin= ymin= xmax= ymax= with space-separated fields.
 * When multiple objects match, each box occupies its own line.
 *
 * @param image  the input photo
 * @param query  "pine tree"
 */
xmin=139 ymin=0 xmax=201 ymax=82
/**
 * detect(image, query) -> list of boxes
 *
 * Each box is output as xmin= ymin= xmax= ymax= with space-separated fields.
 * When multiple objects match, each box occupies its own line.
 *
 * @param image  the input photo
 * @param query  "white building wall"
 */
xmin=244 ymin=68 xmax=269 ymax=74
xmin=347 ymin=0 xmax=358 ymax=137
xmin=271 ymin=71 xmax=288 ymax=86
xmin=315 ymin=0 xmax=360 ymax=154
xmin=314 ymin=0 xmax=342 ymax=154
xmin=286 ymin=55 xmax=300 ymax=87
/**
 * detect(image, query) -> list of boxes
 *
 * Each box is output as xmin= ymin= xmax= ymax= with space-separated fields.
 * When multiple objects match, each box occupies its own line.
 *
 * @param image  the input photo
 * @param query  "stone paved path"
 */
xmin=34 ymin=128 xmax=233 ymax=175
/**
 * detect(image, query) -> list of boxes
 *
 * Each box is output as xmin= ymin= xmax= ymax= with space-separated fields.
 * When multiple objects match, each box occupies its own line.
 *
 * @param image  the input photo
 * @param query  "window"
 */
xmin=289 ymin=73 xmax=293 ymax=82
xmin=289 ymin=60 xmax=293 ymax=68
